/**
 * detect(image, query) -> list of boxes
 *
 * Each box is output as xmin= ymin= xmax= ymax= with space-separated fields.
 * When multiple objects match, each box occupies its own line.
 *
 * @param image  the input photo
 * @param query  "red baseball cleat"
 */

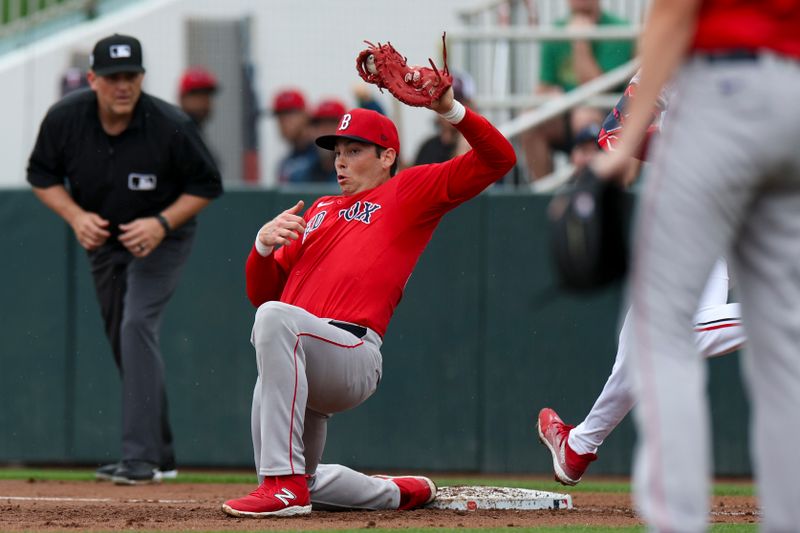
xmin=222 ymin=474 xmax=311 ymax=517
xmin=537 ymin=407 xmax=597 ymax=486
xmin=374 ymin=475 xmax=437 ymax=510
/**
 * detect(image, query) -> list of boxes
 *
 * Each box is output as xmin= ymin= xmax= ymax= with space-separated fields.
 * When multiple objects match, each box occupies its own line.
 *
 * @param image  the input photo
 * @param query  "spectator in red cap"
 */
xmin=272 ymin=88 xmax=320 ymax=184
xmin=306 ymin=98 xmax=347 ymax=183
xmin=312 ymin=99 xmax=346 ymax=123
xmin=178 ymin=66 xmax=218 ymax=129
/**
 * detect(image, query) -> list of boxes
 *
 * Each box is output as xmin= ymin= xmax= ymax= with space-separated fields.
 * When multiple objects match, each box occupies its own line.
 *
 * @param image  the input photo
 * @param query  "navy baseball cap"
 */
xmin=90 ymin=34 xmax=145 ymax=76
xmin=315 ymin=108 xmax=400 ymax=154
xmin=573 ymin=123 xmax=602 ymax=146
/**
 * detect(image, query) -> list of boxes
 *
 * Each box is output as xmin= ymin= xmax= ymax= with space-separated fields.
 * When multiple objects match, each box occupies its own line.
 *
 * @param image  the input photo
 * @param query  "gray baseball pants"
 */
xmin=89 ymin=223 xmax=195 ymax=466
xmin=626 ymin=53 xmax=800 ymax=532
xmin=250 ymin=301 xmax=403 ymax=510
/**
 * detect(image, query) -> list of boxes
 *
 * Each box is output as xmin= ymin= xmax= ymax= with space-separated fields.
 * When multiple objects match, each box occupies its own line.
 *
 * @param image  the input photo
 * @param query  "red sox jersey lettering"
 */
xmin=339 ymin=201 xmax=381 ymax=224
xmin=302 ymin=211 xmax=327 ymax=243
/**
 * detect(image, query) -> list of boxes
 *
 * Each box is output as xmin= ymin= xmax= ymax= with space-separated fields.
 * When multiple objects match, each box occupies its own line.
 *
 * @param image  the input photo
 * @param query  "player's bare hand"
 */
xmin=118 ymin=217 xmax=166 ymax=258
xmin=257 ymin=200 xmax=307 ymax=253
xmin=429 ymin=86 xmax=455 ymax=114
xmin=70 ymin=211 xmax=110 ymax=251
xmin=591 ymin=151 xmax=632 ymax=185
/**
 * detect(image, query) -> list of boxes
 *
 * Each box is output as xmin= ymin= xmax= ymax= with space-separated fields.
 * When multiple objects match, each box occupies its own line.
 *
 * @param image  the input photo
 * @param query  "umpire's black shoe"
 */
xmin=96 ymin=461 xmax=178 ymax=481
xmin=95 ymin=462 xmax=120 ymax=481
xmin=111 ymin=460 xmax=161 ymax=485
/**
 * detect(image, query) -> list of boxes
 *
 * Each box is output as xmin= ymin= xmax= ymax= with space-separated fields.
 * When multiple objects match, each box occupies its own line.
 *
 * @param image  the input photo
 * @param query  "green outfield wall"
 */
xmin=0 ymin=189 xmax=751 ymax=475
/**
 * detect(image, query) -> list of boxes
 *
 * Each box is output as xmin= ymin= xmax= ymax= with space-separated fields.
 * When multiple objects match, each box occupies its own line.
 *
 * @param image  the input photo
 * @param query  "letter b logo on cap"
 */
xmin=339 ymin=114 xmax=352 ymax=131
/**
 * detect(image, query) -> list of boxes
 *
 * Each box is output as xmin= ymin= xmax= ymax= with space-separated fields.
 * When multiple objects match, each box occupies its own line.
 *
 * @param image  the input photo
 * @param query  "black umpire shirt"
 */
xmin=27 ymin=88 xmax=223 ymax=242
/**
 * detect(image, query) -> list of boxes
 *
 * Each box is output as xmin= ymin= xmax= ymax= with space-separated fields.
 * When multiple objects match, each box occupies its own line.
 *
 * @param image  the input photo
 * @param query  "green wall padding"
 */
xmin=0 ymin=189 xmax=751 ymax=475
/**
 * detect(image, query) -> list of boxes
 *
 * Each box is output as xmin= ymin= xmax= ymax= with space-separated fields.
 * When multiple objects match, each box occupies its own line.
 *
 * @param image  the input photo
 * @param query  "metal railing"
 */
xmin=0 ymin=0 xmax=96 ymax=41
xmin=448 ymin=23 xmax=641 ymax=119
xmin=505 ymin=59 xmax=639 ymax=192
xmin=458 ymin=0 xmax=648 ymax=25
xmin=498 ymin=59 xmax=638 ymax=140
xmin=448 ymin=25 xmax=642 ymax=42
xmin=449 ymin=0 xmax=647 ymax=188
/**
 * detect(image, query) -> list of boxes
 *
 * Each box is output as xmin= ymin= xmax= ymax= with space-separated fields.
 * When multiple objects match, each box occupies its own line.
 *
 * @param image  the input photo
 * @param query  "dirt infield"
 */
xmin=0 ymin=479 xmax=758 ymax=531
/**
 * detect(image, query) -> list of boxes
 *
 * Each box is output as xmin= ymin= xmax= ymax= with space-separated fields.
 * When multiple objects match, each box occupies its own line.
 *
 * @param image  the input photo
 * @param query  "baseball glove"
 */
xmin=356 ymin=32 xmax=453 ymax=108
xmin=547 ymin=166 xmax=632 ymax=291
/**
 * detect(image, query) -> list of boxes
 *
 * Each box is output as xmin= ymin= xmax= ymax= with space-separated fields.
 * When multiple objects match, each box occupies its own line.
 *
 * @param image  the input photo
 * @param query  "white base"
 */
xmin=426 ymin=486 xmax=572 ymax=511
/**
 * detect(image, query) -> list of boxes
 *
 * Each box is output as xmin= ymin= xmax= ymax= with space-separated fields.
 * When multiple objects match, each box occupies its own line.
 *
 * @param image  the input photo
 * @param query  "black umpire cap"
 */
xmin=90 ymin=34 xmax=145 ymax=76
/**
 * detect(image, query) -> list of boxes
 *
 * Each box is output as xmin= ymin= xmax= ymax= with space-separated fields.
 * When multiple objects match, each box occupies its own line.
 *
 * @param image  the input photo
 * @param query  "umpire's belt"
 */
xmin=329 ymin=320 xmax=368 ymax=339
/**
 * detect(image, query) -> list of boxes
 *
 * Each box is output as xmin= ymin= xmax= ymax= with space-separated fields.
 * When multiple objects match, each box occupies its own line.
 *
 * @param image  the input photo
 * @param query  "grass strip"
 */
xmin=0 ymin=468 xmax=754 ymax=496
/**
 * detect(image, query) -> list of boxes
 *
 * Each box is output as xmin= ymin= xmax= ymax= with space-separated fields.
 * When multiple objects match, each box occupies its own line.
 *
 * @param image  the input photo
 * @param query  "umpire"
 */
xmin=27 ymin=34 xmax=223 ymax=484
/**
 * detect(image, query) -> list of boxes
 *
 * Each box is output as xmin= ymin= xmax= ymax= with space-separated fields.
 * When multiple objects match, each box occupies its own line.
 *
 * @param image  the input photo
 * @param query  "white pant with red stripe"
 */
xmin=568 ymin=259 xmax=745 ymax=457
xmin=249 ymin=300 xmax=403 ymax=510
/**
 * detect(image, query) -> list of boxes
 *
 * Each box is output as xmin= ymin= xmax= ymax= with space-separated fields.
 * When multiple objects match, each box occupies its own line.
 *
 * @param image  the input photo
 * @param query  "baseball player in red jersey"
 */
xmin=537 ymin=71 xmax=746 ymax=486
xmin=221 ymin=87 xmax=515 ymax=517
xmin=592 ymin=1 xmax=800 ymax=530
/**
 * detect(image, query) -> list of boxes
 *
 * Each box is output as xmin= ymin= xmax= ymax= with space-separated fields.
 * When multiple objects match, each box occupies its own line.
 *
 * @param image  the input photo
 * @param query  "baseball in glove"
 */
xmin=356 ymin=32 xmax=453 ymax=108
xmin=547 ymin=165 xmax=632 ymax=291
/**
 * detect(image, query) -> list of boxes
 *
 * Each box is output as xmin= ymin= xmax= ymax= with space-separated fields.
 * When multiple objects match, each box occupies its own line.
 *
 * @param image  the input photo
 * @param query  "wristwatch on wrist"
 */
xmin=156 ymin=214 xmax=172 ymax=234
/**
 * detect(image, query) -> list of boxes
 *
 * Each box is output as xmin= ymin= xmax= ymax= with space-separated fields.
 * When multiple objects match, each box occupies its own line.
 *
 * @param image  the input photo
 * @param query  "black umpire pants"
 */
xmin=88 ymin=222 xmax=196 ymax=467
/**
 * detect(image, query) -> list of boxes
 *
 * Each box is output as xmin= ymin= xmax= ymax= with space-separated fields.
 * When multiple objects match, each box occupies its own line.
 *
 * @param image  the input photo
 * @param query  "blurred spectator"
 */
xmin=307 ymin=98 xmax=347 ymax=183
xmin=521 ymin=0 xmax=634 ymax=181
xmin=414 ymin=71 xmax=475 ymax=165
xmin=569 ymin=122 xmax=601 ymax=172
xmin=178 ymin=66 xmax=218 ymax=130
xmin=273 ymin=88 xmax=319 ymax=184
xmin=353 ymin=83 xmax=386 ymax=116
xmin=60 ymin=66 xmax=89 ymax=97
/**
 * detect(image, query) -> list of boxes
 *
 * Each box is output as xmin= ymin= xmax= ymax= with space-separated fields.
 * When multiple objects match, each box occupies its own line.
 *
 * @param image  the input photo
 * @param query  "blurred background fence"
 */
xmin=0 ymin=0 xmax=752 ymax=477
xmin=0 ymin=189 xmax=752 ymax=475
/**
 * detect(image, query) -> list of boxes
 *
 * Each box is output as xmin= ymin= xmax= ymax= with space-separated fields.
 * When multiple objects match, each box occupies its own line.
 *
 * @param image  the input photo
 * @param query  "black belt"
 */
xmin=700 ymin=49 xmax=759 ymax=63
xmin=329 ymin=320 xmax=368 ymax=339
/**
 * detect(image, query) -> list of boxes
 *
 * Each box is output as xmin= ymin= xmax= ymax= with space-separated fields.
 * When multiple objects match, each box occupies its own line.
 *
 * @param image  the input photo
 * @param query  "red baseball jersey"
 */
xmin=691 ymin=1 xmax=800 ymax=60
xmin=246 ymin=108 xmax=516 ymax=336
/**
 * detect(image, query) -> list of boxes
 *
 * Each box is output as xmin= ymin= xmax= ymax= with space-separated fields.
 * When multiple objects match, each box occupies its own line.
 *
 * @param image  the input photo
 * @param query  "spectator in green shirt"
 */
xmin=522 ymin=0 xmax=634 ymax=181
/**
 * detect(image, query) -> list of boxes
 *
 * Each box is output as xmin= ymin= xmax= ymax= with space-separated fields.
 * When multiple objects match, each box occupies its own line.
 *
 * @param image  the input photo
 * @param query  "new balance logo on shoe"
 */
xmin=274 ymin=488 xmax=296 ymax=506
xmin=222 ymin=474 xmax=311 ymax=518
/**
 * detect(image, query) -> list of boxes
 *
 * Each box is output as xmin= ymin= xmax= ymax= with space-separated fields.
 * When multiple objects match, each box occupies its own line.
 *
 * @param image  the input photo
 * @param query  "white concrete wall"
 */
xmin=0 ymin=0 xmax=477 ymax=187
